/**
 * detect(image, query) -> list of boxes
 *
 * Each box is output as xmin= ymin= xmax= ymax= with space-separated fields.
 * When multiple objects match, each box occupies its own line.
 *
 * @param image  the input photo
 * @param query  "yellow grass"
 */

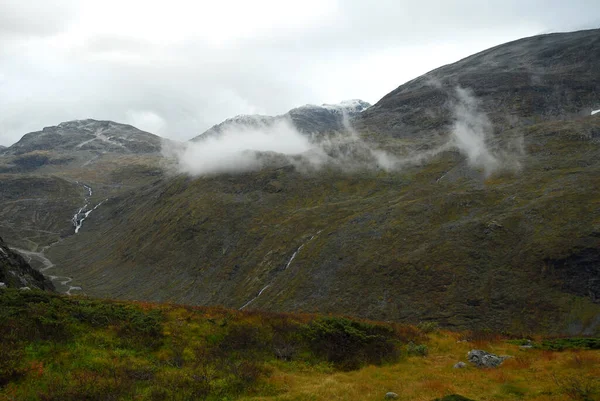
xmin=241 ymin=332 xmax=600 ymax=401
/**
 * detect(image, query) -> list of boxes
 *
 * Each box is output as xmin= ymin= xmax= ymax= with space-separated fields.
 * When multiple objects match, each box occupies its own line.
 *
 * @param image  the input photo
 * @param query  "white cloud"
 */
xmin=0 ymin=0 xmax=598 ymax=146
xmin=167 ymin=119 xmax=312 ymax=175
xmin=126 ymin=111 xmax=167 ymax=135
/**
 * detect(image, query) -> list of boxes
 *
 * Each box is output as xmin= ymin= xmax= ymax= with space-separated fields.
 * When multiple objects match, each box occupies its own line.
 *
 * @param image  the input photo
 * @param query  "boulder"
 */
xmin=467 ymin=350 xmax=508 ymax=368
xmin=453 ymin=361 xmax=467 ymax=369
xmin=385 ymin=392 xmax=399 ymax=399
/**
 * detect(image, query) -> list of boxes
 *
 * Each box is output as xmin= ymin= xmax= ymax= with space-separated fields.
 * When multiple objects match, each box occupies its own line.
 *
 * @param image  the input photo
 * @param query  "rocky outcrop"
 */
xmin=0 ymin=237 xmax=54 ymax=291
xmin=467 ymin=350 xmax=509 ymax=368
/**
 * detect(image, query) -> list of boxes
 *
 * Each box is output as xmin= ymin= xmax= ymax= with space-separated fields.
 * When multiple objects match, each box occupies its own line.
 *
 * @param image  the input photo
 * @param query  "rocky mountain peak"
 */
xmin=192 ymin=99 xmax=371 ymax=141
xmin=4 ymin=119 xmax=163 ymax=155
xmin=298 ymin=99 xmax=371 ymax=114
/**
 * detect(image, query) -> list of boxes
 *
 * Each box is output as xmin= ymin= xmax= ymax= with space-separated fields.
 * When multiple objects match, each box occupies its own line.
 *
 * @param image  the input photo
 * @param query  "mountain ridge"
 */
xmin=356 ymin=28 xmax=600 ymax=140
xmin=192 ymin=99 xmax=371 ymax=141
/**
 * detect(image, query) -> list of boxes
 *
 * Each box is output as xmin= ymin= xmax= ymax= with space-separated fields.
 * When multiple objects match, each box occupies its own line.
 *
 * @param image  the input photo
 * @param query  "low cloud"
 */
xmin=164 ymin=119 xmax=311 ymax=175
xmin=126 ymin=110 xmax=167 ymax=136
xmin=448 ymin=86 xmax=524 ymax=175
xmin=163 ymin=115 xmax=400 ymax=176
xmin=164 ymin=86 xmax=524 ymax=177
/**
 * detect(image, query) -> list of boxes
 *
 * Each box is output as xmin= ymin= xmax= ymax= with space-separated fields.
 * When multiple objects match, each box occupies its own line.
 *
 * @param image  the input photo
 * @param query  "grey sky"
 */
xmin=0 ymin=0 xmax=598 ymax=146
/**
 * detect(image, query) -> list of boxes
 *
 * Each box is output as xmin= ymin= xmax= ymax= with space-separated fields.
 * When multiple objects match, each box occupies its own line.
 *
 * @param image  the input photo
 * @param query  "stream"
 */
xmin=239 ymin=230 xmax=323 ymax=310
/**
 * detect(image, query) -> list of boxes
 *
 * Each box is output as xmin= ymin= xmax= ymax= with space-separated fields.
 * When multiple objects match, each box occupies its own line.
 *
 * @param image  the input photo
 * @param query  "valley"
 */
xmin=0 ymin=29 xmax=599 ymax=336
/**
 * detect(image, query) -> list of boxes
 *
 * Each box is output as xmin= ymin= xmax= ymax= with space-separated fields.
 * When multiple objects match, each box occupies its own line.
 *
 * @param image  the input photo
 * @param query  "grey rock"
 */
xmin=0 ymin=236 xmax=54 ymax=291
xmin=0 ymin=282 xmax=6 ymax=289
xmin=385 ymin=392 xmax=399 ymax=399
xmin=467 ymin=350 xmax=509 ymax=368
xmin=453 ymin=361 xmax=467 ymax=368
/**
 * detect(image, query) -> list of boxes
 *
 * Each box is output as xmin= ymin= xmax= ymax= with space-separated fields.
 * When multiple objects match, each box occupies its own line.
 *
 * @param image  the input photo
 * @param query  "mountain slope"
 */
xmin=45 ymin=116 xmax=600 ymax=334
xmin=4 ymin=119 xmax=163 ymax=155
xmin=1 ymin=29 xmax=599 ymax=334
xmin=356 ymin=28 xmax=600 ymax=139
xmin=0 ymin=237 xmax=54 ymax=290
xmin=192 ymin=99 xmax=371 ymax=141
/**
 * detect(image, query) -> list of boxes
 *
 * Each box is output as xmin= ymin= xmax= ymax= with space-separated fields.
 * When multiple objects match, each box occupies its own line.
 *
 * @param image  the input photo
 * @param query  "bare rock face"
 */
xmin=467 ymin=350 xmax=508 ymax=368
xmin=0 ymin=237 xmax=54 ymax=291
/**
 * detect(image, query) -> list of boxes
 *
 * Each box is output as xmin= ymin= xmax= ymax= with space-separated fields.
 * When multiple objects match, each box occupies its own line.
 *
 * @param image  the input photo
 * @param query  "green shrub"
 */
xmin=302 ymin=317 xmax=398 ymax=370
xmin=554 ymin=373 xmax=600 ymax=401
xmin=417 ymin=321 xmax=439 ymax=334
xmin=540 ymin=338 xmax=600 ymax=351
xmin=0 ymin=340 xmax=25 ymax=387
xmin=406 ymin=341 xmax=428 ymax=356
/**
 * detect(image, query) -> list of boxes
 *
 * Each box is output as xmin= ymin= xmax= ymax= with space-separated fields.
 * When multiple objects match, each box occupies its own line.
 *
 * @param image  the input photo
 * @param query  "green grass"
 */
xmin=0 ymin=290 xmax=425 ymax=400
xmin=2 ymin=290 xmax=598 ymax=400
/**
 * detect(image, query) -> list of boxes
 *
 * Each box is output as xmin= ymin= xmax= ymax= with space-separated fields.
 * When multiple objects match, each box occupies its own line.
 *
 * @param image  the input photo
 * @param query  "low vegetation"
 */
xmin=1 ymin=289 xmax=599 ymax=401
xmin=0 ymin=289 xmax=423 ymax=400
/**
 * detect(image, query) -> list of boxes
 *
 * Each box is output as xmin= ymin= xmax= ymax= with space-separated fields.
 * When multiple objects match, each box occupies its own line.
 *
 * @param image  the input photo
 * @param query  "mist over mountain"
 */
xmin=355 ymin=29 xmax=600 ymax=140
xmin=1 ymin=29 xmax=599 ymax=336
xmin=191 ymin=99 xmax=371 ymax=141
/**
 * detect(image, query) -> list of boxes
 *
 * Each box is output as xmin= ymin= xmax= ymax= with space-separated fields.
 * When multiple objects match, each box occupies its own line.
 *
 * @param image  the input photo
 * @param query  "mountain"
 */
xmin=4 ymin=119 xmax=163 ymax=155
xmin=1 ymin=29 xmax=599 ymax=335
xmin=192 ymin=99 xmax=371 ymax=140
xmin=356 ymin=28 xmax=600 ymax=140
xmin=0 ymin=236 xmax=54 ymax=290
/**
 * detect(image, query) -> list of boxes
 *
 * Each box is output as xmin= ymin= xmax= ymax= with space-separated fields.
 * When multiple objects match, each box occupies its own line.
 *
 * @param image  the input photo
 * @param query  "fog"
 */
xmin=449 ymin=87 xmax=524 ymax=175
xmin=1 ymin=0 xmax=598 ymax=146
xmin=164 ymin=86 xmax=524 ymax=177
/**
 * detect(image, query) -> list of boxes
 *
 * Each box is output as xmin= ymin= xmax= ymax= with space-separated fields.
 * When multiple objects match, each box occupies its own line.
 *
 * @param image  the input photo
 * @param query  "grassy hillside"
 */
xmin=0 ymin=290 xmax=598 ymax=401
xmin=41 ymin=116 xmax=600 ymax=334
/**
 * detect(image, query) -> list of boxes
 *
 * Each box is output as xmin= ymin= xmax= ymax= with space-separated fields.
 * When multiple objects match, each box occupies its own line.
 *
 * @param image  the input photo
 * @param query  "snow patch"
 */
xmin=298 ymin=99 xmax=370 ymax=114
xmin=592 ymin=109 xmax=600 ymax=116
xmin=76 ymin=125 xmax=126 ymax=149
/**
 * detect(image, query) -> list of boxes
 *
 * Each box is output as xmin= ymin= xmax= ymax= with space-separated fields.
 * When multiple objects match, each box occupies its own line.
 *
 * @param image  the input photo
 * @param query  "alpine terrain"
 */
xmin=0 ymin=28 xmax=599 ymax=337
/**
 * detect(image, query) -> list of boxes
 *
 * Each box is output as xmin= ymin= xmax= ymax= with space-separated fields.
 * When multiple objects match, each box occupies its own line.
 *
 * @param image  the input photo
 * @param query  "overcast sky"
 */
xmin=0 ymin=0 xmax=598 ymax=146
